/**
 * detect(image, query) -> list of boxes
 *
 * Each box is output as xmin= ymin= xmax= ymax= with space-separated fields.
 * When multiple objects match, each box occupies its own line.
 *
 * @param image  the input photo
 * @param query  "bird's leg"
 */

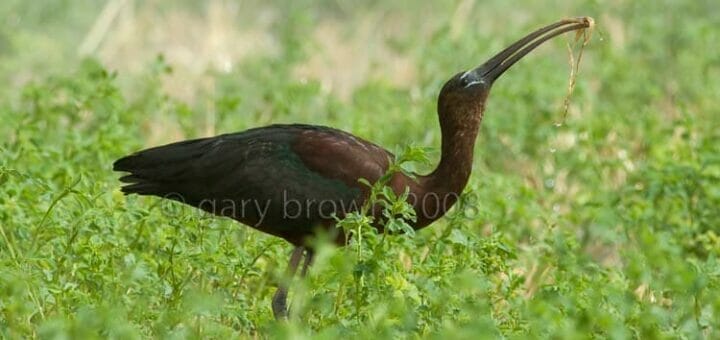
xmin=300 ymin=250 xmax=314 ymax=277
xmin=272 ymin=246 xmax=305 ymax=319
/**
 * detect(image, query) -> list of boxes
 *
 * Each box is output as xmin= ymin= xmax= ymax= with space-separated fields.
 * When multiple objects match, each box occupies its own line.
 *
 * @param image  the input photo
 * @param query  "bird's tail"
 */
xmin=113 ymin=138 xmax=212 ymax=196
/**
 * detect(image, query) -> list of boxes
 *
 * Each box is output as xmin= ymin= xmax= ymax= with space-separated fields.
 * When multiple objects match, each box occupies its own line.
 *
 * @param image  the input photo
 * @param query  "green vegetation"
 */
xmin=1 ymin=0 xmax=719 ymax=338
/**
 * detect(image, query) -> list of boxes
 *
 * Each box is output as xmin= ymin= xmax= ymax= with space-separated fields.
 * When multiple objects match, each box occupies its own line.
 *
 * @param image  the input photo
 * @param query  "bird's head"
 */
xmin=437 ymin=17 xmax=592 ymax=130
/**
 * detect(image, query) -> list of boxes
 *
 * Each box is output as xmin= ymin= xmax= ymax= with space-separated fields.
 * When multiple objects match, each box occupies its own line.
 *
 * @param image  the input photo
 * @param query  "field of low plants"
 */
xmin=1 ymin=0 xmax=719 ymax=338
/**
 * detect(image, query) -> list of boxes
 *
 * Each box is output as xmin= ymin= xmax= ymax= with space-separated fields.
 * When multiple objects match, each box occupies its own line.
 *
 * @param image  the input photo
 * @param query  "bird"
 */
xmin=113 ymin=17 xmax=592 ymax=319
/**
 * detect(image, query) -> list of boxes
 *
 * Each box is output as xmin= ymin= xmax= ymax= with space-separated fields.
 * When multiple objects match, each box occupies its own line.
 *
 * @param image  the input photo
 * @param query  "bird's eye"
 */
xmin=459 ymin=73 xmax=482 ymax=89
xmin=459 ymin=74 xmax=471 ymax=87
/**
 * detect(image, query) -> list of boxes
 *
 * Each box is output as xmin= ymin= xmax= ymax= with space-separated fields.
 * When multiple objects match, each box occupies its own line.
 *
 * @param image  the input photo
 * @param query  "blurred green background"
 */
xmin=1 ymin=0 xmax=719 ymax=338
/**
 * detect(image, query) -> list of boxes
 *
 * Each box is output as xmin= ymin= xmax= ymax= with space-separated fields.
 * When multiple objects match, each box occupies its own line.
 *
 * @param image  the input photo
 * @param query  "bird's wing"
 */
xmin=290 ymin=126 xmax=394 ymax=190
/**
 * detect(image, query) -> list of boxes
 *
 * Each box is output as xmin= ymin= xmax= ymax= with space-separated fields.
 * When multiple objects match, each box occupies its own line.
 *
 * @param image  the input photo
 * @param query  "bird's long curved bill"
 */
xmin=476 ymin=17 xmax=592 ymax=81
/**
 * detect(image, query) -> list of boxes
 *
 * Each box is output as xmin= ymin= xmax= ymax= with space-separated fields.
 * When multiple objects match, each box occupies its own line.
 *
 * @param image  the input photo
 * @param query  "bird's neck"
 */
xmin=411 ymin=116 xmax=481 ymax=227
xmin=428 ymin=124 xmax=479 ymax=198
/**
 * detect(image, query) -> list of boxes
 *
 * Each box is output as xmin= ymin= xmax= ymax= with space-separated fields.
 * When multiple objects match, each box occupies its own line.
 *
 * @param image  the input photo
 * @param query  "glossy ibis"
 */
xmin=114 ymin=17 xmax=593 ymax=319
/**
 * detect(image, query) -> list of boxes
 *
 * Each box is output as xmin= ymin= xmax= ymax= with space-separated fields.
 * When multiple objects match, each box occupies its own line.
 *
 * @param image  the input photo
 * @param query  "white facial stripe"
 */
xmin=464 ymin=79 xmax=484 ymax=88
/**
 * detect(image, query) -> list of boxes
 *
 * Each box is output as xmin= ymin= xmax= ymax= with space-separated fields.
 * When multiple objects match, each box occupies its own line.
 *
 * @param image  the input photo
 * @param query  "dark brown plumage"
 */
xmin=114 ymin=18 xmax=592 ymax=319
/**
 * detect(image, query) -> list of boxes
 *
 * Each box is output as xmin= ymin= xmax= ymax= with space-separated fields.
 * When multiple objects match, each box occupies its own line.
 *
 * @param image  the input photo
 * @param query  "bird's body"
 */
xmin=113 ymin=17 xmax=593 ymax=319
xmin=115 ymin=124 xmax=392 ymax=244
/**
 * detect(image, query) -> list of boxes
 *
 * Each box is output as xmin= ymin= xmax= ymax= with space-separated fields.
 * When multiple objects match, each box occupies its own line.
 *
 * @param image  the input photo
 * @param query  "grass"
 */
xmin=1 ymin=0 xmax=720 ymax=338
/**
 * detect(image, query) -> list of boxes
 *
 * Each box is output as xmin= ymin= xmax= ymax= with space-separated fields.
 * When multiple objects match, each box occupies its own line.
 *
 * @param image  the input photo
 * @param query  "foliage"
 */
xmin=1 ymin=0 xmax=719 ymax=338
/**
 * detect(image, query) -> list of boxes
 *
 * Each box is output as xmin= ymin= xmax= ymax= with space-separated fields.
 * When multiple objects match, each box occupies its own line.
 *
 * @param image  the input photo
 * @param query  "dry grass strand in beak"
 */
xmin=559 ymin=17 xmax=594 ymax=125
